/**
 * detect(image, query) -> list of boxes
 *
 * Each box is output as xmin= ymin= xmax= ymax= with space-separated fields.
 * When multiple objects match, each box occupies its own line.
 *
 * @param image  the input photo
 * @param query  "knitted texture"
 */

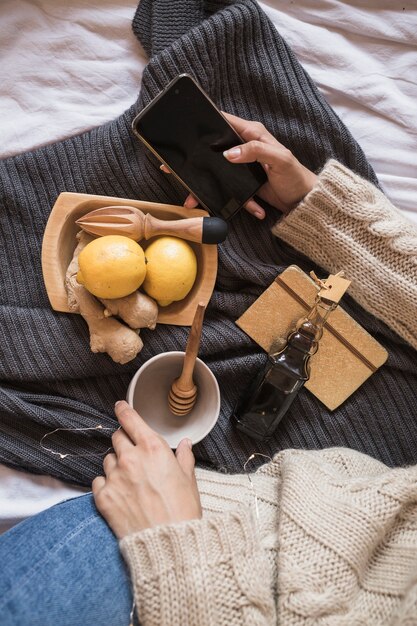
xmin=121 ymin=511 xmax=276 ymax=626
xmin=0 ymin=0 xmax=416 ymax=485
xmin=273 ymin=160 xmax=417 ymax=350
xmin=121 ymin=447 xmax=417 ymax=626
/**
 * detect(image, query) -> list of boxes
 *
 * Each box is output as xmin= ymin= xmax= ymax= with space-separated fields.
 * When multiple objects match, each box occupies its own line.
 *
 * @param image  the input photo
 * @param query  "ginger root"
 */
xmin=65 ymin=232 xmax=143 ymax=364
xmin=101 ymin=292 xmax=158 ymax=330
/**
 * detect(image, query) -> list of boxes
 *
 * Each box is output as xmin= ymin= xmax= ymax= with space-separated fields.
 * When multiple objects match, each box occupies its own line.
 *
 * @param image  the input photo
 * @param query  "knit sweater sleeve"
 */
xmin=119 ymin=510 xmax=276 ymax=626
xmin=272 ymin=160 xmax=417 ymax=349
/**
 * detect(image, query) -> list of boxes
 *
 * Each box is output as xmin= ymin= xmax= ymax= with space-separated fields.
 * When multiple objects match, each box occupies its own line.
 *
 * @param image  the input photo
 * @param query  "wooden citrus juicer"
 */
xmin=76 ymin=206 xmax=228 ymax=244
xmin=168 ymin=302 xmax=206 ymax=416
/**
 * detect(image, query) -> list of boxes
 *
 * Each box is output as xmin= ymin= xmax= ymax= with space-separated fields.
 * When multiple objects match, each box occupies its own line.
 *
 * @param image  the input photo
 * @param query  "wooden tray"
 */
xmin=42 ymin=192 xmax=218 ymax=326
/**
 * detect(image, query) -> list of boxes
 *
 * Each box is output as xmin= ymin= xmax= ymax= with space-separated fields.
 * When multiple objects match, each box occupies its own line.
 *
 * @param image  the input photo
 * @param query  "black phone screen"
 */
xmin=132 ymin=75 xmax=267 ymax=220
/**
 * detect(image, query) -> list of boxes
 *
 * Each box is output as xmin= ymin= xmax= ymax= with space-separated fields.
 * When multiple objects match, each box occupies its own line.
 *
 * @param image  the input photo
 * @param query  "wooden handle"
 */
xmin=77 ymin=208 xmax=227 ymax=245
xmin=144 ymin=214 xmax=204 ymax=243
xmin=176 ymin=303 xmax=206 ymax=390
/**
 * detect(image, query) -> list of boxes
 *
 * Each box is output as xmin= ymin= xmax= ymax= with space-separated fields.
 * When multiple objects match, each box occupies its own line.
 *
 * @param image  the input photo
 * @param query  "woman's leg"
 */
xmin=0 ymin=493 xmax=134 ymax=626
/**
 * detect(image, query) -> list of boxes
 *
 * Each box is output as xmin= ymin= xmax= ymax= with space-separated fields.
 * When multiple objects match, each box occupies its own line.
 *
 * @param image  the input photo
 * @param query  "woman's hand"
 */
xmin=92 ymin=401 xmax=202 ymax=540
xmin=161 ymin=112 xmax=317 ymax=219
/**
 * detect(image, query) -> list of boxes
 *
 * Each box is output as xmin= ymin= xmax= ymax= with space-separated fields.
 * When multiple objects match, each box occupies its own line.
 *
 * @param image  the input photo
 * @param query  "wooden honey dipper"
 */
xmin=76 ymin=205 xmax=228 ymax=244
xmin=168 ymin=303 xmax=206 ymax=416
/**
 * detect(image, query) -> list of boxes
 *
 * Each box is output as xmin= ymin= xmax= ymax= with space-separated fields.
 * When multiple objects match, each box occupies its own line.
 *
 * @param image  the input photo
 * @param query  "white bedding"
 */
xmin=1 ymin=0 xmax=416 ymax=531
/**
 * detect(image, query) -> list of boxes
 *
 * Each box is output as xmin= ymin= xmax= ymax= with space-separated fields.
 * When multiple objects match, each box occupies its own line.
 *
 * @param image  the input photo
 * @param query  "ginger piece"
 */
xmin=101 ymin=291 xmax=158 ymax=330
xmin=65 ymin=232 xmax=143 ymax=365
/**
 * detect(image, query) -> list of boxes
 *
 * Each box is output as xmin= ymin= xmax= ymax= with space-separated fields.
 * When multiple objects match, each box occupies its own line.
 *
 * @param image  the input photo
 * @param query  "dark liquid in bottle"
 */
xmin=234 ymin=291 xmax=338 ymax=441
xmin=234 ymin=333 xmax=310 ymax=440
xmin=234 ymin=365 xmax=307 ymax=440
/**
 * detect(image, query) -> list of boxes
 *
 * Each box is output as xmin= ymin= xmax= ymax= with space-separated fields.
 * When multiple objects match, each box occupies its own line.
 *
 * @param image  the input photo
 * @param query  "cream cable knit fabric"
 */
xmin=120 ymin=164 xmax=417 ymax=625
xmin=273 ymin=160 xmax=417 ymax=350
xmin=121 ymin=449 xmax=417 ymax=625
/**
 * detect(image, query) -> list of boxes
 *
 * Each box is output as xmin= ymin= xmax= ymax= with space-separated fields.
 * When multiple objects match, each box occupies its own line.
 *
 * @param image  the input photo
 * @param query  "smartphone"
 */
xmin=131 ymin=74 xmax=267 ymax=220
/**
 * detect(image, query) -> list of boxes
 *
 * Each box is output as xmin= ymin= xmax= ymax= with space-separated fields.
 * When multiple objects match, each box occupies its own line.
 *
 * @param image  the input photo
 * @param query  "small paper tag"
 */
xmin=318 ymin=274 xmax=351 ymax=304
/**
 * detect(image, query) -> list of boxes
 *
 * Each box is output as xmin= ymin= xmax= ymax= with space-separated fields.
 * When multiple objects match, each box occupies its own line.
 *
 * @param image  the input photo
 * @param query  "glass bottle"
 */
xmin=234 ymin=296 xmax=337 ymax=441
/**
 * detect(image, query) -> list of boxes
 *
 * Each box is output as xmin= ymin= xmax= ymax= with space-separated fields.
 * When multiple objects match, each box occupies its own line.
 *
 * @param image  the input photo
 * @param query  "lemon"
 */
xmin=77 ymin=235 xmax=146 ymax=299
xmin=143 ymin=237 xmax=197 ymax=307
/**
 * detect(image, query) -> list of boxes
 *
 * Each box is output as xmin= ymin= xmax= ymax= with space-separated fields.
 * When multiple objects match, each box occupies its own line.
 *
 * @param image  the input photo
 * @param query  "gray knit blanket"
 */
xmin=1 ymin=0 xmax=416 ymax=486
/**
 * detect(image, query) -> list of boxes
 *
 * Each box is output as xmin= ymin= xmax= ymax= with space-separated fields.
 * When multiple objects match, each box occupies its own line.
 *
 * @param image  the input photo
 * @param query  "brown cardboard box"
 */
xmin=236 ymin=265 xmax=388 ymax=410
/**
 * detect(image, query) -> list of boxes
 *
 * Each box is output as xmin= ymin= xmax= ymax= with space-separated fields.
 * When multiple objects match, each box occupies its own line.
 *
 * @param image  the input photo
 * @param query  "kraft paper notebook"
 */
xmin=236 ymin=265 xmax=388 ymax=410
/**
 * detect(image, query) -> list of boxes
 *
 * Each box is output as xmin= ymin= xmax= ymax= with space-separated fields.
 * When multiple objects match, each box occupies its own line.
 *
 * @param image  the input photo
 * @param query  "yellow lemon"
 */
xmin=143 ymin=237 xmax=197 ymax=307
xmin=77 ymin=235 xmax=146 ymax=299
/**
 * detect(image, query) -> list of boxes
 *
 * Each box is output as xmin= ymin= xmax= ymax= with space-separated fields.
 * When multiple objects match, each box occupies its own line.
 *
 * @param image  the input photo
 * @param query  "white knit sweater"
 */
xmin=120 ymin=162 xmax=417 ymax=625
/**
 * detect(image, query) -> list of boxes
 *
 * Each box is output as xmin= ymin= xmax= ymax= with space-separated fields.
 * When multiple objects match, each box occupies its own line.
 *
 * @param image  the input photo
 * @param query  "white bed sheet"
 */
xmin=1 ymin=0 xmax=416 ymax=531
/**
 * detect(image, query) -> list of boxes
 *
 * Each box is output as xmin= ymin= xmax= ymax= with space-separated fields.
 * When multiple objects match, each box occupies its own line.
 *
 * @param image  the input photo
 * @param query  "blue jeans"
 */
xmin=0 ymin=494 xmax=135 ymax=626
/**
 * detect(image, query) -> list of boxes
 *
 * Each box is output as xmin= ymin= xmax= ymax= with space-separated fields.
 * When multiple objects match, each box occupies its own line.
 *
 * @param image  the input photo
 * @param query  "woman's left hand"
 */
xmin=92 ymin=401 xmax=202 ymax=540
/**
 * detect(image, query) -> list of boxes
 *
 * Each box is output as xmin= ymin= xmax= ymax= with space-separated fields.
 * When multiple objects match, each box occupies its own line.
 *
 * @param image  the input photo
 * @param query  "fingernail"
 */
xmin=255 ymin=210 xmax=264 ymax=219
xmin=223 ymin=147 xmax=241 ymax=159
xmin=185 ymin=438 xmax=193 ymax=449
xmin=184 ymin=198 xmax=195 ymax=208
xmin=115 ymin=400 xmax=124 ymax=408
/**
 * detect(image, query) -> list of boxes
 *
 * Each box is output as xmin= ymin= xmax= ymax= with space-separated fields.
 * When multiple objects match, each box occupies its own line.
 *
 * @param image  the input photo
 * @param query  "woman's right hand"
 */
xmin=162 ymin=112 xmax=318 ymax=219
xmin=92 ymin=402 xmax=202 ymax=540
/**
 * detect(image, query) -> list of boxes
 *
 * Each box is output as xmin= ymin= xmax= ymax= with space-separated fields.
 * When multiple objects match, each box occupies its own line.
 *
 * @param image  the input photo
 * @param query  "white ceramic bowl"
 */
xmin=126 ymin=351 xmax=220 ymax=448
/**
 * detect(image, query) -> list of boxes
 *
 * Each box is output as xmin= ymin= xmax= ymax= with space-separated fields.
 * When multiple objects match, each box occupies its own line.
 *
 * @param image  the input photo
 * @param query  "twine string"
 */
xmin=310 ymin=269 xmax=345 ymax=290
xmin=243 ymin=452 xmax=273 ymax=526
xmin=39 ymin=424 xmax=120 ymax=459
xmin=129 ymin=599 xmax=136 ymax=626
